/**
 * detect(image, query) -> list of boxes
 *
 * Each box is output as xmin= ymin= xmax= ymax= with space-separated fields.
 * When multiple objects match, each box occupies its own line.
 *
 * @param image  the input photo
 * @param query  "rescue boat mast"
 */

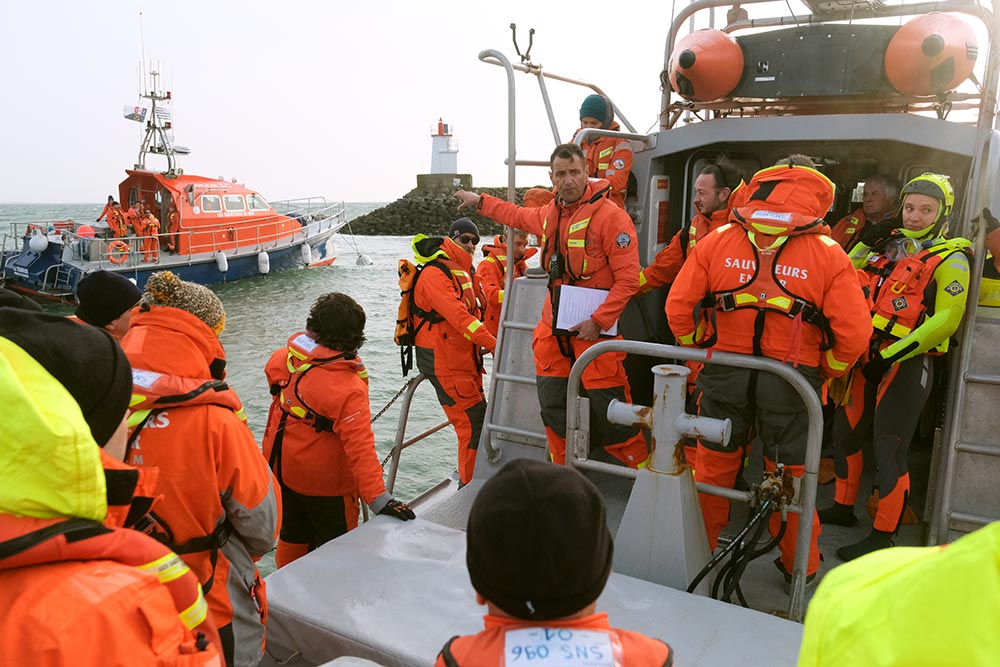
xmin=134 ymin=70 xmax=188 ymax=176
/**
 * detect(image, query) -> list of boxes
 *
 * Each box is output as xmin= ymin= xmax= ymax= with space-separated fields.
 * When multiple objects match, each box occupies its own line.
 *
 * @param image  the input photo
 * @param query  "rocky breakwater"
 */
xmin=348 ymin=185 xmax=538 ymax=237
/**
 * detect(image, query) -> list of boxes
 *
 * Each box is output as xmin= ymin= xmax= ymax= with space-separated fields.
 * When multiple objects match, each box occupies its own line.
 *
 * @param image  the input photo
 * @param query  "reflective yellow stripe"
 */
xmin=459 ymin=281 xmax=472 ymax=290
xmin=498 ymin=289 xmax=505 ymax=304
xmin=568 ymin=218 xmax=591 ymax=234
xmin=178 ymin=593 xmax=210 ymax=631
xmin=137 ymin=553 xmax=191 ymax=584
xmin=638 ymin=271 xmax=648 ymax=288
xmin=637 ymin=457 xmax=649 ymax=469
xmin=451 ymin=270 xmax=469 ymax=277
xmin=825 ymin=349 xmax=849 ymax=372
xmin=127 ymin=409 xmax=151 ymax=428
xmin=820 ymin=236 xmax=838 ymax=247
xmin=290 ymin=406 xmax=306 ymax=418
xmin=129 ymin=394 xmax=146 ymax=408
xmin=678 ymin=333 xmax=696 ymax=345
xmin=567 ymin=239 xmax=586 ymax=248
xmin=766 ymin=296 xmax=792 ymax=309
xmin=467 ymin=320 xmax=483 ymax=334
xmin=734 ymin=293 xmax=759 ymax=305
xmin=288 ymin=347 xmax=307 ymax=360
xmin=357 ymin=368 xmax=369 ymax=380
xmin=597 ymin=162 xmax=610 ymax=170
xmin=598 ymin=147 xmax=614 ymax=158
xmin=751 ymin=223 xmax=790 ymax=236
xmin=234 ymin=407 xmax=247 ymax=422
xmin=871 ymin=313 xmax=912 ymax=338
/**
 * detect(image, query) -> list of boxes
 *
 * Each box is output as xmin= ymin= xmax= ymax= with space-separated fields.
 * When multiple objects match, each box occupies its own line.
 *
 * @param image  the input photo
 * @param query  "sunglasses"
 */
xmin=457 ymin=234 xmax=479 ymax=245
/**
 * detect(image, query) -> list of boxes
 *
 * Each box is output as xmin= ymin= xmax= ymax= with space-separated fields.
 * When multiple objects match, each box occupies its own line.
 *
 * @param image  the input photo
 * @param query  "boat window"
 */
xmin=223 ymin=194 xmax=247 ymax=212
xmin=249 ymin=194 xmax=270 ymax=210
xmin=201 ymin=194 xmax=223 ymax=212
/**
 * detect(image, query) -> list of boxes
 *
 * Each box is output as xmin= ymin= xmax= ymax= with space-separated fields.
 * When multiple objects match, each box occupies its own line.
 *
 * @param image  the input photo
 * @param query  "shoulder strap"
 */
xmin=438 ymin=636 xmax=462 ymax=667
xmin=0 ymin=518 xmax=108 ymax=561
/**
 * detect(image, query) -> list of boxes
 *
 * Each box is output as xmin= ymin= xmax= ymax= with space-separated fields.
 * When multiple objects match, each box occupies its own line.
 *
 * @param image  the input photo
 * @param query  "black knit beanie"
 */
xmin=0 ymin=308 xmax=132 ymax=445
xmin=75 ymin=270 xmax=142 ymax=327
xmin=466 ymin=458 xmax=613 ymax=620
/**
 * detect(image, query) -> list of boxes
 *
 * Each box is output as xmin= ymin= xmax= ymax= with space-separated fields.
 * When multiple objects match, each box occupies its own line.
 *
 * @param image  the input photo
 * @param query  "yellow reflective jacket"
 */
xmin=799 ymin=522 xmax=1000 ymax=666
xmin=0 ymin=338 xmax=106 ymax=520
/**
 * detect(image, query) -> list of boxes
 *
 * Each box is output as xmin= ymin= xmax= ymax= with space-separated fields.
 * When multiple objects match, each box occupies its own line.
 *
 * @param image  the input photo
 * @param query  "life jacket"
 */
xmin=265 ymin=333 xmax=365 ymax=484
xmin=397 ymin=234 xmax=481 ymax=376
xmin=698 ymin=165 xmax=837 ymax=358
xmin=395 ymin=257 xmax=450 ymax=375
xmin=0 ymin=514 xmax=219 ymax=655
xmin=540 ymin=181 xmax=614 ymax=285
xmin=698 ymin=236 xmax=835 ymax=357
xmin=863 ymin=236 xmax=972 ymax=352
xmin=126 ymin=367 xmax=246 ymax=594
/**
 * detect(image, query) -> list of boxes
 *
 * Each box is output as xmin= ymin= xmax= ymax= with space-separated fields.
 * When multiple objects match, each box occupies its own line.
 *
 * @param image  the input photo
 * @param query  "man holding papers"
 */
xmin=456 ymin=143 xmax=648 ymax=468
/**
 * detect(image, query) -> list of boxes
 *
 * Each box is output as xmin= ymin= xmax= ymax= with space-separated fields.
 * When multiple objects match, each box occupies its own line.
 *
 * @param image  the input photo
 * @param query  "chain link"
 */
xmin=371 ymin=377 xmax=416 ymax=424
xmin=373 ymin=378 xmax=418 ymax=469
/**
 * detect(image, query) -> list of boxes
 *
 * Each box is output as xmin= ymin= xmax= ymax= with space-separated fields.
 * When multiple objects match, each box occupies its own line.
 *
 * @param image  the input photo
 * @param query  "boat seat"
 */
xmin=263 ymin=512 xmax=803 ymax=667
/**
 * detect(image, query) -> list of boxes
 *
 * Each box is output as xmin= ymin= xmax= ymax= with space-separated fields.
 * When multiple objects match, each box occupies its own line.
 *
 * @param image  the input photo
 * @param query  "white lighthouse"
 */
xmin=430 ymin=118 xmax=458 ymax=174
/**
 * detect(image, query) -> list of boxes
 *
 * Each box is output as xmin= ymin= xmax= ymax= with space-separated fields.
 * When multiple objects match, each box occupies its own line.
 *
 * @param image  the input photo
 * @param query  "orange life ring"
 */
xmin=106 ymin=240 xmax=131 ymax=264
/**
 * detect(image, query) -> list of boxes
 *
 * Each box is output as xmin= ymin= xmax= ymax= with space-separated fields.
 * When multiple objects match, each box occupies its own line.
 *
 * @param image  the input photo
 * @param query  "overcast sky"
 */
xmin=0 ymin=1 xmax=672 ymax=203
xmin=0 ymin=1 xmax=984 ymax=204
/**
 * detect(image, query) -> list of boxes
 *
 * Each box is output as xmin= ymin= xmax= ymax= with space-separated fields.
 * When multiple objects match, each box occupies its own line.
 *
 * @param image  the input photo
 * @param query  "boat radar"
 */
xmin=430 ymin=118 xmax=458 ymax=174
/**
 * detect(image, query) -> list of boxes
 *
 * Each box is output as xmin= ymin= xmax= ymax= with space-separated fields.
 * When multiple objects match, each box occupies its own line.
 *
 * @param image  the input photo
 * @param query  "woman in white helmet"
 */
xmin=820 ymin=173 xmax=972 ymax=560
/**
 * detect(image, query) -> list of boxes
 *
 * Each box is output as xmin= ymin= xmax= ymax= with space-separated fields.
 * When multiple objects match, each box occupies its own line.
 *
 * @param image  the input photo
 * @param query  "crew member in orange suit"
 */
xmin=121 ymin=271 xmax=279 ymax=667
xmin=96 ymin=194 xmax=114 ymax=222
xmin=0 ymin=309 xmax=222 ymax=666
xmin=263 ymin=292 xmax=414 ymax=568
xmin=638 ymin=157 xmax=745 ymax=295
xmin=456 ymin=143 xmax=648 ymax=468
xmin=665 ymin=156 xmax=872 ymax=584
xmin=139 ymin=209 xmax=161 ymax=262
xmin=573 ymin=94 xmax=632 ymax=208
xmin=125 ymin=201 xmax=141 ymax=235
xmin=412 ymin=219 xmax=495 ymax=485
xmin=435 ymin=458 xmax=673 ymax=667
xmin=166 ymin=201 xmax=181 ymax=252
xmin=107 ymin=200 xmax=128 ymax=237
xmin=829 ymin=174 xmax=899 ymax=251
xmin=477 ymin=229 xmax=537 ymax=338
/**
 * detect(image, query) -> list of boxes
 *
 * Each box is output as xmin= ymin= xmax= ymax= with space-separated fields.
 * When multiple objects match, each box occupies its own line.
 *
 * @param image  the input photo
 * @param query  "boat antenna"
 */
xmin=509 ymin=23 xmax=535 ymax=65
xmin=139 ymin=11 xmax=147 ymax=74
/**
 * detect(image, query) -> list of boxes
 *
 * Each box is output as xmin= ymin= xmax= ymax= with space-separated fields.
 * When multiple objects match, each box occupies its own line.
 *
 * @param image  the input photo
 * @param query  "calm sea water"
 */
xmin=1 ymin=202 xmax=487 ymax=502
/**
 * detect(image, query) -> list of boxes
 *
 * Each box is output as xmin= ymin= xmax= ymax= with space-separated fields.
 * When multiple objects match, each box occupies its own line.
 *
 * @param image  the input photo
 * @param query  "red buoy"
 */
xmin=668 ymin=30 xmax=744 ymax=102
xmin=885 ymin=13 xmax=977 ymax=96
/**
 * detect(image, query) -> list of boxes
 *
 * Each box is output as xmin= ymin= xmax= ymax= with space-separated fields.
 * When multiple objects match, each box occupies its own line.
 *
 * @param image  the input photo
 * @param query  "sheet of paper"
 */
xmin=554 ymin=285 xmax=618 ymax=336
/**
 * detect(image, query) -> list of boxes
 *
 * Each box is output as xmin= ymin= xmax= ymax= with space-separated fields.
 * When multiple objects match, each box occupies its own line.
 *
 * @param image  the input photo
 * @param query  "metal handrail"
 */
xmin=565 ymin=340 xmax=823 ymax=622
xmin=480 ymin=55 xmax=638 ymax=135
xmin=384 ymin=373 xmax=453 ymax=494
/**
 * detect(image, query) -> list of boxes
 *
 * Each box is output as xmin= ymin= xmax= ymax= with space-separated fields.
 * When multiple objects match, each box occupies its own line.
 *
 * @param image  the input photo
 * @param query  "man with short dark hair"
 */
xmin=638 ymin=157 xmax=745 ymax=295
xmin=263 ymin=292 xmax=414 ymax=567
xmin=830 ymin=174 xmax=900 ymax=251
xmin=435 ymin=458 xmax=673 ymax=666
xmin=455 ymin=143 xmax=648 ymax=468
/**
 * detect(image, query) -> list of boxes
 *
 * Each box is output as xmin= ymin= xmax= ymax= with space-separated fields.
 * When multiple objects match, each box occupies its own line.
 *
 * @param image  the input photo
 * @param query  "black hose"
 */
xmin=721 ymin=506 xmax=774 ymax=603
xmin=687 ymin=498 xmax=765 ymax=594
xmin=710 ymin=501 xmax=772 ymax=599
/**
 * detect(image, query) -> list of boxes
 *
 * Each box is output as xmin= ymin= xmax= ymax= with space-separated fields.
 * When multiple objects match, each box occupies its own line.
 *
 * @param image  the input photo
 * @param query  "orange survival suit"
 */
xmin=477 ymin=235 xmax=538 ymax=337
xmin=478 ymin=180 xmax=648 ymax=467
xmin=121 ymin=305 xmax=280 ymax=667
xmin=829 ymin=207 xmax=873 ymax=251
xmin=0 ymin=342 xmax=222 ymax=666
xmin=262 ymin=332 xmax=394 ymax=564
xmin=435 ymin=613 xmax=673 ymax=667
xmin=412 ymin=235 xmax=496 ymax=484
xmin=638 ymin=208 xmax=732 ymax=295
xmin=666 ymin=164 xmax=872 ymax=575
xmin=574 ymin=122 xmax=633 ymax=208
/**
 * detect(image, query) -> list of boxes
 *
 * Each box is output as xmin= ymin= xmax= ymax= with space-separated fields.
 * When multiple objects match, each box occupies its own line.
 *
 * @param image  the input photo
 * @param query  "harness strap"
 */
xmin=438 ymin=636 xmax=462 ymax=667
xmin=0 ymin=518 xmax=108 ymax=561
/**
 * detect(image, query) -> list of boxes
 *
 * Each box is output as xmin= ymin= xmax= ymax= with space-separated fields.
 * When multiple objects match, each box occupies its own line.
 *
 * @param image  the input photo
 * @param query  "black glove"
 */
xmin=378 ymin=498 xmax=415 ymax=521
xmin=862 ymin=354 xmax=892 ymax=384
xmin=859 ymin=218 xmax=901 ymax=247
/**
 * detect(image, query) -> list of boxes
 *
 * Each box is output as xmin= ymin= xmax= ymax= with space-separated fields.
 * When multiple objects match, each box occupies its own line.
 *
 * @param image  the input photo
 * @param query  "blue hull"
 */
xmin=2 ymin=233 xmax=337 ymax=299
